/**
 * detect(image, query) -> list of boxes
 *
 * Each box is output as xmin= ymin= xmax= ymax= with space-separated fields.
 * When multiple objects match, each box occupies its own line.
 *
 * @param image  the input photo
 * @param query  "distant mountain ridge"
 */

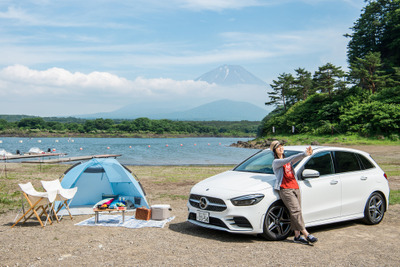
xmin=195 ymin=64 xmax=266 ymax=86
xmin=153 ymin=99 xmax=268 ymax=121
xmin=79 ymin=99 xmax=269 ymax=121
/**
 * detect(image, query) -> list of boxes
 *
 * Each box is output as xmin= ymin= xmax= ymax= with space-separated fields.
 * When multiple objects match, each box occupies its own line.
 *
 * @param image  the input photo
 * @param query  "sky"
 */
xmin=0 ymin=0 xmax=365 ymax=117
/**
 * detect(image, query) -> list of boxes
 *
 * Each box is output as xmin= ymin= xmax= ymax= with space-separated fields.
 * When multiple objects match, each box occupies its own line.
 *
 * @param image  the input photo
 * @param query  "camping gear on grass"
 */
xmin=59 ymin=158 xmax=149 ymax=215
xmin=41 ymin=178 xmax=77 ymax=220
xmin=94 ymin=198 xmax=115 ymax=209
xmin=12 ymin=182 xmax=58 ymax=228
xmin=135 ymin=207 xmax=151 ymax=221
xmin=151 ymin=204 xmax=172 ymax=220
xmin=93 ymin=198 xmax=127 ymax=210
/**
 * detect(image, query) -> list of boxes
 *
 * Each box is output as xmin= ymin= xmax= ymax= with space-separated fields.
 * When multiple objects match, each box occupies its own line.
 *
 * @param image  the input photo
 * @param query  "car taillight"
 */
xmin=384 ymin=173 xmax=388 ymax=180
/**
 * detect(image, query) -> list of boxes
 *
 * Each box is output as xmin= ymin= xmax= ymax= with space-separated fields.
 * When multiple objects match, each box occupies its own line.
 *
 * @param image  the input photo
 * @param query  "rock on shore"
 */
xmin=231 ymin=138 xmax=321 ymax=149
xmin=230 ymin=138 xmax=287 ymax=149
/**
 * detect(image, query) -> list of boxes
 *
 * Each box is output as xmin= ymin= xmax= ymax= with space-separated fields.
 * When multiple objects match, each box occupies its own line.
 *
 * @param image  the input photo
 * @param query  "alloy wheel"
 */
xmin=263 ymin=204 xmax=291 ymax=240
xmin=367 ymin=194 xmax=384 ymax=223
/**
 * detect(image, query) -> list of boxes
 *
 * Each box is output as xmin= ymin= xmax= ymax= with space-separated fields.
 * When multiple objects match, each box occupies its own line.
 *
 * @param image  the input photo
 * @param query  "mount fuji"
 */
xmin=195 ymin=64 xmax=266 ymax=86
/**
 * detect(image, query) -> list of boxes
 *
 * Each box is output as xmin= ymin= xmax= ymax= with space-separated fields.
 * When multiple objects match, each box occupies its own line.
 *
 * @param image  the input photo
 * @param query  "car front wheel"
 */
xmin=363 ymin=192 xmax=386 ymax=225
xmin=261 ymin=201 xmax=291 ymax=241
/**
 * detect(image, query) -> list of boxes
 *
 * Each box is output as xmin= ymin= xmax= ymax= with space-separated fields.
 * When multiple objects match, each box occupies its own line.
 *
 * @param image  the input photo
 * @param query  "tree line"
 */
xmin=260 ymin=0 xmax=400 ymax=139
xmin=0 ymin=116 xmax=259 ymax=137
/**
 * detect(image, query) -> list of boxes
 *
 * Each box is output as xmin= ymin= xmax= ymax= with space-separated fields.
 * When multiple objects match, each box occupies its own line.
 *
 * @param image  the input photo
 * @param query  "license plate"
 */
xmin=196 ymin=210 xmax=210 ymax=223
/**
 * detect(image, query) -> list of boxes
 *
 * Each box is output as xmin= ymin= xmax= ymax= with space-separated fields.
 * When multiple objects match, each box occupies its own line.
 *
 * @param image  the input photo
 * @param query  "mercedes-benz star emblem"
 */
xmin=199 ymin=197 xmax=209 ymax=210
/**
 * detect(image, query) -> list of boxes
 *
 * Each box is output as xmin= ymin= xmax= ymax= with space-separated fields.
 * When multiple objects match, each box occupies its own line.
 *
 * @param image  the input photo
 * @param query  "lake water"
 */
xmin=0 ymin=137 xmax=259 ymax=165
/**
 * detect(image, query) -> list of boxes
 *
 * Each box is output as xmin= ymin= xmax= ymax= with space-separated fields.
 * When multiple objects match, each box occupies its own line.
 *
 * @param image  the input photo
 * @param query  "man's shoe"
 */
xmin=294 ymin=235 xmax=309 ymax=245
xmin=307 ymin=234 xmax=318 ymax=244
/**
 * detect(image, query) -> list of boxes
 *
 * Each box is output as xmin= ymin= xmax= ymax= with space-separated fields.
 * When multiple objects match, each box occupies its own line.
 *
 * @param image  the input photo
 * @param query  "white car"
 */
xmin=187 ymin=146 xmax=390 ymax=240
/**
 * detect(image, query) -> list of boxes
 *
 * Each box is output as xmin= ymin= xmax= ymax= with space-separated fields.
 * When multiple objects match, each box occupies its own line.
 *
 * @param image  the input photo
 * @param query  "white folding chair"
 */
xmin=41 ymin=179 xmax=77 ymax=220
xmin=12 ymin=182 xmax=57 ymax=228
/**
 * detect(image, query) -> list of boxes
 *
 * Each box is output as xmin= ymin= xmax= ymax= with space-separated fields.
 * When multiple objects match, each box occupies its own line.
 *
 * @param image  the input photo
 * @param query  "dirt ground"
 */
xmin=0 ymin=145 xmax=399 ymax=266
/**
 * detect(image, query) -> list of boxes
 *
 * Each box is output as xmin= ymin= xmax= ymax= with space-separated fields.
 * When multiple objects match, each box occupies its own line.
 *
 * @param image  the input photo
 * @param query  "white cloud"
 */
xmin=0 ymin=64 xmax=222 ymax=116
xmin=0 ymin=64 xmax=214 ymax=98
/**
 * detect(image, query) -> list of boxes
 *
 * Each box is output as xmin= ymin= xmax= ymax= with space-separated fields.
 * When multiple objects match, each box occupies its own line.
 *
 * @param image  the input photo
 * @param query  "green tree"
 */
xmin=371 ymin=86 xmax=400 ymax=103
xmin=349 ymin=51 xmax=390 ymax=93
xmin=83 ymin=120 xmax=96 ymax=132
xmin=339 ymin=101 xmax=400 ymax=135
xmin=117 ymin=121 xmax=137 ymax=132
xmin=65 ymin=122 xmax=81 ymax=132
xmin=0 ymin=119 xmax=9 ymax=130
xmin=93 ymin=118 xmax=114 ymax=131
xmin=313 ymin=63 xmax=346 ymax=97
xmin=133 ymin=117 xmax=152 ymax=131
xmin=346 ymin=0 xmax=400 ymax=73
xmin=45 ymin=121 xmax=65 ymax=131
xmin=265 ymin=73 xmax=296 ymax=111
xmin=294 ymin=68 xmax=314 ymax=101
xmin=17 ymin=118 xmax=46 ymax=129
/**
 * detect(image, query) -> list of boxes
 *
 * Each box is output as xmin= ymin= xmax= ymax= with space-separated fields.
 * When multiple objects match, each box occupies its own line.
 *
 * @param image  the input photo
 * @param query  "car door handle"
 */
xmin=360 ymin=176 xmax=368 ymax=181
xmin=330 ymin=180 xmax=339 ymax=185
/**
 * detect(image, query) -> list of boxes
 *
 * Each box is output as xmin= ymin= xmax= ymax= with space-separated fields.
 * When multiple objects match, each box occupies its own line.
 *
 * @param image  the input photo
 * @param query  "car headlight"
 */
xmin=230 ymin=194 xmax=264 ymax=206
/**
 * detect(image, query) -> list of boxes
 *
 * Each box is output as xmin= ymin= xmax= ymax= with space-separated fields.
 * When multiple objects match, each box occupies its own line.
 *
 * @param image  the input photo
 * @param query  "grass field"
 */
xmin=390 ymin=190 xmax=400 ymax=204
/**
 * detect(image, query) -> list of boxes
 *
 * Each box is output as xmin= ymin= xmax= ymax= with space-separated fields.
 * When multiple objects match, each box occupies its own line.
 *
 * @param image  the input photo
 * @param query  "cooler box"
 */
xmin=151 ymin=204 xmax=171 ymax=220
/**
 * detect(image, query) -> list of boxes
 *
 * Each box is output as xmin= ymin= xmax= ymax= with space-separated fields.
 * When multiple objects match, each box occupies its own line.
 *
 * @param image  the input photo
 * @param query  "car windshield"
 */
xmin=234 ymin=150 xmax=301 ymax=174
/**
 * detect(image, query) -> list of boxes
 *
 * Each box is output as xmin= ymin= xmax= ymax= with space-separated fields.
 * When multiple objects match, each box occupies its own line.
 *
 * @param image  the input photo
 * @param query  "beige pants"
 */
xmin=279 ymin=188 xmax=305 ymax=231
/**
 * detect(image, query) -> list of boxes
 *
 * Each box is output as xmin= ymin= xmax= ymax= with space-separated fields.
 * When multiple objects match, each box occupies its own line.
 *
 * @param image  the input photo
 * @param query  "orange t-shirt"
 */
xmin=280 ymin=162 xmax=299 ymax=189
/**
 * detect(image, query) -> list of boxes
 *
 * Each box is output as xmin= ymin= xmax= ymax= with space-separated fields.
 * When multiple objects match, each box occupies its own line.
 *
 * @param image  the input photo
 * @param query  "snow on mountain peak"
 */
xmin=195 ymin=65 xmax=266 ymax=86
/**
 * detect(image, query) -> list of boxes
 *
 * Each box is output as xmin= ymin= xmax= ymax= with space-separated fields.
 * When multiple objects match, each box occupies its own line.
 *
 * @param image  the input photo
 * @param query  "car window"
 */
xmin=357 ymin=153 xmax=375 ymax=169
xmin=234 ymin=150 xmax=301 ymax=174
xmin=303 ymin=151 xmax=334 ymax=176
xmin=234 ymin=150 xmax=274 ymax=174
xmin=334 ymin=151 xmax=362 ymax=173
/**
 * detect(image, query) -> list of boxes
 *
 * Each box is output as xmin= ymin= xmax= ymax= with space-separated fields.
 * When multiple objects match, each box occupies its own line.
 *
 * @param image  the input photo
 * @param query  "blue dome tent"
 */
xmin=59 ymin=158 xmax=149 ymax=214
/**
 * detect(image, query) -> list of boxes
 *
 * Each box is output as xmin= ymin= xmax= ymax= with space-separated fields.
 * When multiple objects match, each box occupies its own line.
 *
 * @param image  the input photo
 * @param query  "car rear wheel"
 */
xmin=261 ymin=201 xmax=291 ymax=241
xmin=363 ymin=192 xmax=385 ymax=225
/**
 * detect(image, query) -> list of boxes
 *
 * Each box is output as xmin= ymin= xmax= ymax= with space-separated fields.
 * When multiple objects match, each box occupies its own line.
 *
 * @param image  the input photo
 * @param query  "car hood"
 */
xmin=191 ymin=170 xmax=276 ymax=197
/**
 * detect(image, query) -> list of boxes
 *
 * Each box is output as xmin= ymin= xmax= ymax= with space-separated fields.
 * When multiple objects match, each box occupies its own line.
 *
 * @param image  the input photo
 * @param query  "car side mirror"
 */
xmin=302 ymin=169 xmax=320 ymax=179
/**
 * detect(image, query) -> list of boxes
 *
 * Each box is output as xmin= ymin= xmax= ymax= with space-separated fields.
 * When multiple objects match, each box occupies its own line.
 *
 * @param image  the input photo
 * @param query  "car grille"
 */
xmin=188 ymin=212 xmax=228 ymax=229
xmin=189 ymin=194 xmax=227 ymax=211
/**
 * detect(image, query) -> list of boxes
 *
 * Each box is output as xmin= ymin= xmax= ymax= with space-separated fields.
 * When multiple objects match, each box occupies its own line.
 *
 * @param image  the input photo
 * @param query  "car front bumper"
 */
xmin=186 ymin=193 xmax=274 ymax=235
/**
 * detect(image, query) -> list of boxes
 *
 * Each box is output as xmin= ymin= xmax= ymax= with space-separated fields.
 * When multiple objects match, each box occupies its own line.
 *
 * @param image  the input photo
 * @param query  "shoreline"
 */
xmin=0 ymin=132 xmax=255 ymax=139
